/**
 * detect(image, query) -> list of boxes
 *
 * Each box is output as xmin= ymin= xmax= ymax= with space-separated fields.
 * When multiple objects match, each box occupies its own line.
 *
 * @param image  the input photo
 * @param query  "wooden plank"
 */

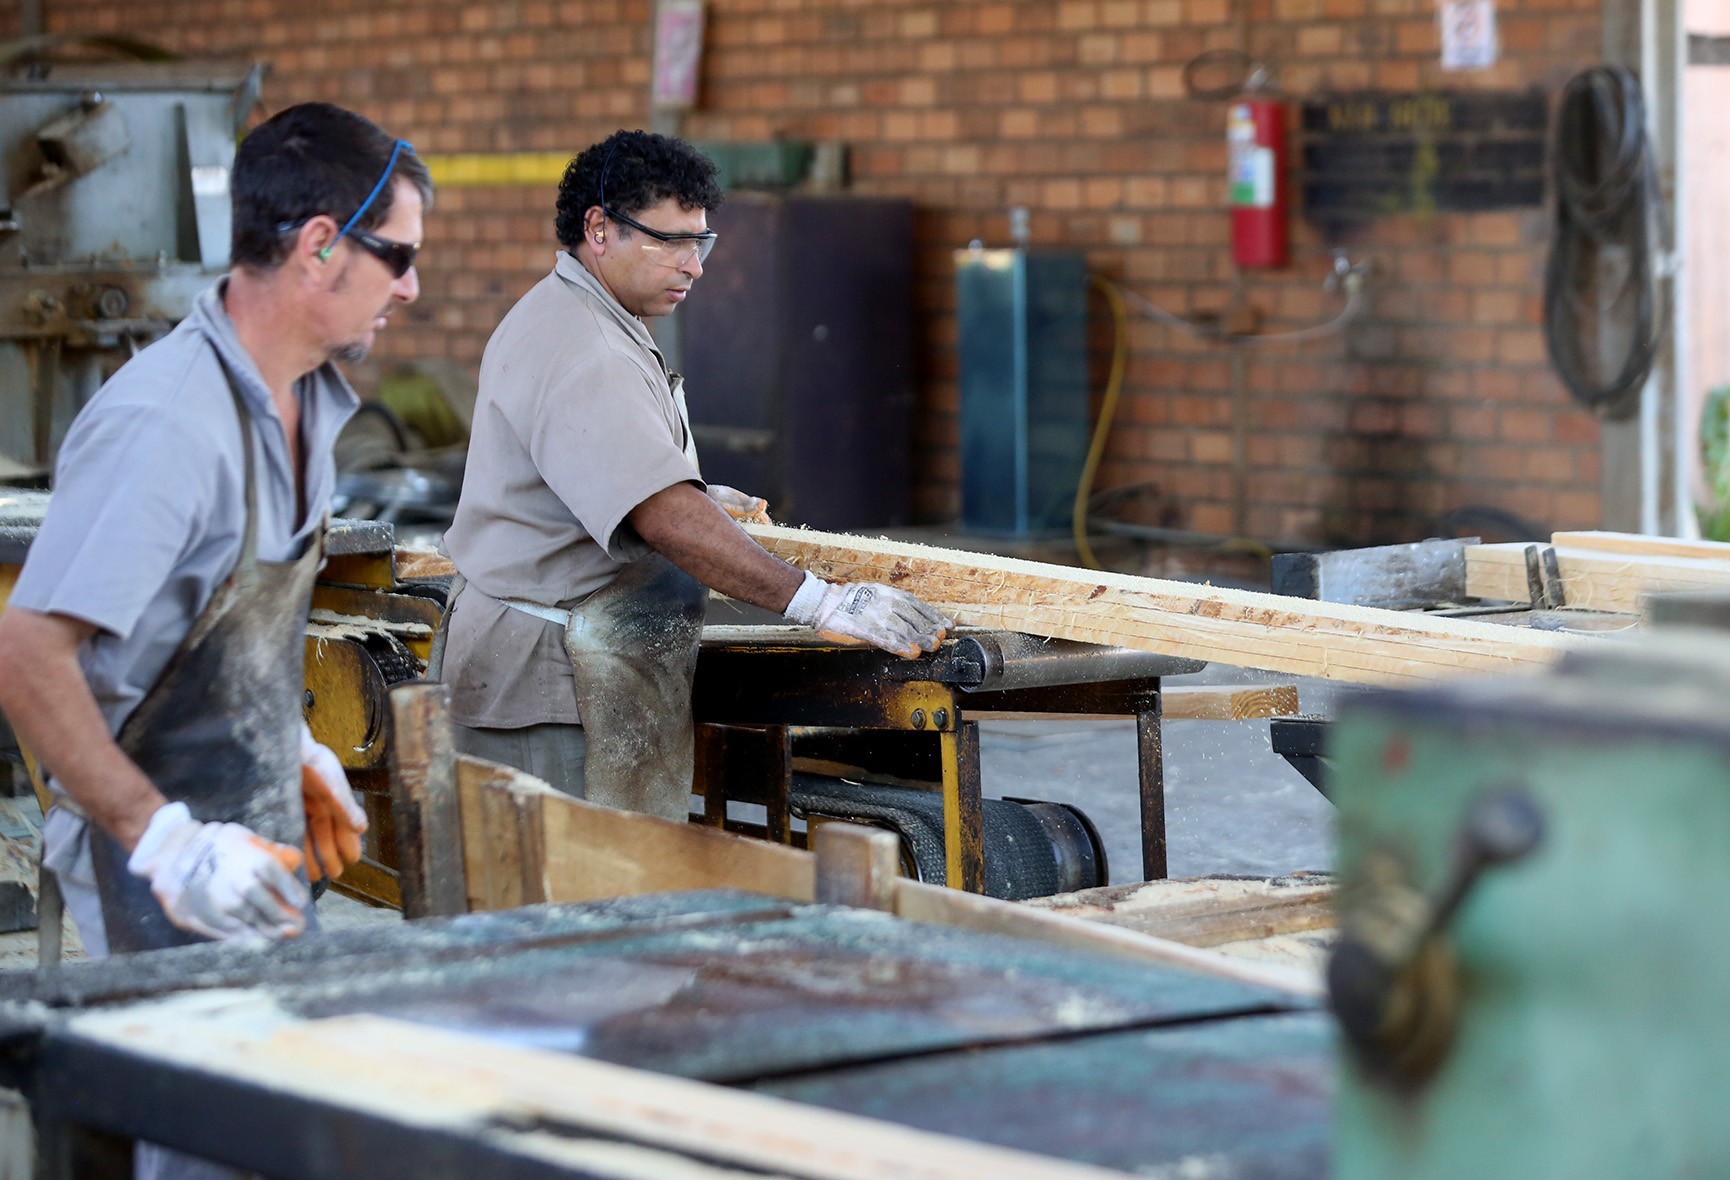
xmin=535 ymin=790 xmax=817 ymax=905
xmin=1025 ymin=875 xmax=1334 ymax=948
xmin=1550 ymin=531 xmax=1730 ymax=563
xmin=1466 ymin=543 xmax=1730 ymax=613
xmin=452 ymin=769 xmax=1316 ymax=996
xmin=891 ymin=878 xmax=1321 ymax=998
xmin=456 ymin=755 xmax=553 ymax=912
xmin=745 ymin=524 xmax=1585 ymax=687
xmin=1160 ymin=684 xmax=1301 ymax=720
xmin=386 ymin=684 xmax=468 ymax=919
xmin=813 ymin=822 xmax=900 ymax=912
xmin=98 ymin=1003 xmax=1148 ymax=1176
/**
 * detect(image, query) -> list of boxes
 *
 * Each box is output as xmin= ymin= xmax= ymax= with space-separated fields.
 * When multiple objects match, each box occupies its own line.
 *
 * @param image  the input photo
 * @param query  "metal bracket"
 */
xmin=1522 ymin=544 xmax=1567 ymax=610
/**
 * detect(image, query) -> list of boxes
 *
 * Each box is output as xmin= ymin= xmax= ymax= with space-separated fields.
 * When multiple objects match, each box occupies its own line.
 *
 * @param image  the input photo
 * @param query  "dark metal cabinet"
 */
xmin=680 ymin=192 xmax=913 ymax=530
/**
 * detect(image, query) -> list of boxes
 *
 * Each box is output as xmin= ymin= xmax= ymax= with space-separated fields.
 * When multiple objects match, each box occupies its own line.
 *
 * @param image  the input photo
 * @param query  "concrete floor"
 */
xmin=981 ymin=664 xmax=1344 ymax=885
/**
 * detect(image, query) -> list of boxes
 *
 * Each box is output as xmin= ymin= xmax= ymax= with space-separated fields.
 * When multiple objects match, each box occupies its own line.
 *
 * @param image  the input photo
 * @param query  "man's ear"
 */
xmin=288 ymin=215 xmax=342 ymax=273
xmin=584 ymin=207 xmax=607 ymax=253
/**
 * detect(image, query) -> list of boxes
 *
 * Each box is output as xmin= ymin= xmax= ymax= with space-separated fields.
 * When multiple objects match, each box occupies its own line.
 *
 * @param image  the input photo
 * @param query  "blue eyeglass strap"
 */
xmin=319 ymin=139 xmax=413 ymax=261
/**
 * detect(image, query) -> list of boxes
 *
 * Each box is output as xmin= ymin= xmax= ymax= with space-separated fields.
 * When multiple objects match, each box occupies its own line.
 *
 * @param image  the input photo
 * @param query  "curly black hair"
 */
xmin=554 ymin=130 xmax=722 ymax=250
xmin=231 ymin=103 xmax=433 ymax=271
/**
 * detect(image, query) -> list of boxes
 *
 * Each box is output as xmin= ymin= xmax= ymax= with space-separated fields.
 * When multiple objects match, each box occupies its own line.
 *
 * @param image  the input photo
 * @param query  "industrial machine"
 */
xmin=1325 ymin=610 xmax=1730 ymax=1177
xmin=0 ymin=44 xmax=262 ymax=479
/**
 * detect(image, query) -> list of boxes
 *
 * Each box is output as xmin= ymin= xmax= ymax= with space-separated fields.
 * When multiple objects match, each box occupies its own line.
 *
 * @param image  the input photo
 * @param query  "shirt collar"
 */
xmin=188 ymin=280 xmax=360 ymax=418
xmin=554 ymin=250 xmax=663 ymax=359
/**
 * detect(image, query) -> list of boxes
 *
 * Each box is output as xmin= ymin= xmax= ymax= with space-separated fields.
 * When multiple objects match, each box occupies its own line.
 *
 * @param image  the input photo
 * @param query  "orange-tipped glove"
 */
xmin=707 ymin=484 xmax=772 ymax=525
xmin=127 ymin=802 xmax=309 ymax=943
xmin=300 ymin=725 xmax=369 ymax=882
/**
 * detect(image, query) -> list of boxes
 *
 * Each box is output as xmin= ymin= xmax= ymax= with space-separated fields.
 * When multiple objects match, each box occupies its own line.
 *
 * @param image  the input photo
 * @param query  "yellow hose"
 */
xmin=1074 ymin=275 xmax=1129 ymax=570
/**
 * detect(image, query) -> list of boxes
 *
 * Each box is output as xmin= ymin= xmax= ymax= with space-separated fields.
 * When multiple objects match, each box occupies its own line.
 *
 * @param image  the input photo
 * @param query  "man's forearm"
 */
xmin=0 ymin=608 xmax=166 ymax=849
xmin=628 ymin=483 xmax=805 ymax=611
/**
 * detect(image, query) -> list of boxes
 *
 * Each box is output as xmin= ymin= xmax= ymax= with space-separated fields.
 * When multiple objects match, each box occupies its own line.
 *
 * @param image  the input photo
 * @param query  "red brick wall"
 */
xmin=56 ymin=0 xmax=1606 ymax=544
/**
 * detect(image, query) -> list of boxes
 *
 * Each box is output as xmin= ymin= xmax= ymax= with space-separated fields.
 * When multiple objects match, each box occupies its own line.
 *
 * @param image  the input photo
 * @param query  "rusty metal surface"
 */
xmin=276 ymin=905 xmax=1305 ymax=1083
xmin=755 ymin=1010 xmax=1333 ymax=1178
xmin=1 ymin=893 xmax=1326 ymax=1177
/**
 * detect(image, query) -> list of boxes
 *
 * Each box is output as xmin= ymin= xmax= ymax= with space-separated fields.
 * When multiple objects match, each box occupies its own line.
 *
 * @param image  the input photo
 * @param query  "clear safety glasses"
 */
xmin=598 ymin=141 xmax=717 ymax=269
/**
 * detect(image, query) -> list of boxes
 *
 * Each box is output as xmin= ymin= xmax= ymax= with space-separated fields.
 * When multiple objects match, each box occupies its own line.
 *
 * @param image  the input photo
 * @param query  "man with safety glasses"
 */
xmin=439 ymin=129 xmax=949 ymax=820
xmin=0 ymin=103 xmax=430 ymax=971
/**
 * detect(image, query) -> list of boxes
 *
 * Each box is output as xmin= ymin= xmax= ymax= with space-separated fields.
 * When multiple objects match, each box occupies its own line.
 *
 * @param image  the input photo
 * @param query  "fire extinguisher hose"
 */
xmin=1542 ymin=65 xmax=1666 ymax=421
xmin=1073 ymin=275 xmax=1130 ymax=570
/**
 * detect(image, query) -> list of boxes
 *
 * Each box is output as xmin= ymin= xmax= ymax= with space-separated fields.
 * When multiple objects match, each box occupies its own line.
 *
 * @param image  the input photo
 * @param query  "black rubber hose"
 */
xmin=1541 ymin=65 xmax=1666 ymax=421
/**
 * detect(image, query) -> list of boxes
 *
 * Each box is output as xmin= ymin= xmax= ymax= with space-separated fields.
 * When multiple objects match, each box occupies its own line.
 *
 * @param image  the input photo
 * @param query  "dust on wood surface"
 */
xmin=747 ymin=524 xmax=1587 ymax=686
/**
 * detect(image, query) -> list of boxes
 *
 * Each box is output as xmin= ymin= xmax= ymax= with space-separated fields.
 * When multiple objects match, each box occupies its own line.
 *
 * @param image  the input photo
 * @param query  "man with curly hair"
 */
xmin=439 ymin=129 xmax=949 ymax=819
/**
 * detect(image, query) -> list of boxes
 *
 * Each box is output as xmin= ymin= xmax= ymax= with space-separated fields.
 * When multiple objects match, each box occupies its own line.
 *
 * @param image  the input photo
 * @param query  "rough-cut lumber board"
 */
xmin=892 ymin=877 xmax=1321 ymax=998
xmin=1551 ymin=531 xmax=1730 ymax=562
xmin=745 ymin=523 xmax=1585 ymax=687
xmin=1025 ymin=875 xmax=1334 ymax=948
xmin=1160 ymin=683 xmax=1301 ymax=720
xmin=535 ymin=788 xmax=818 ymax=905
xmin=83 ymin=1000 xmax=1137 ymax=1180
xmin=453 ymin=763 xmax=1317 ymax=996
xmin=456 ymin=755 xmax=553 ymax=912
xmin=1466 ymin=543 xmax=1730 ymax=614
xmin=813 ymin=822 xmax=899 ymax=911
xmin=387 ymin=683 xmax=468 ymax=919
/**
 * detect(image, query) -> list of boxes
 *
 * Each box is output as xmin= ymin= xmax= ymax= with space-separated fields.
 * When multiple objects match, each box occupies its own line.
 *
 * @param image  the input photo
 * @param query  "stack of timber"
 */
xmin=745 ymin=524 xmax=1587 ymax=687
xmin=1465 ymin=531 xmax=1730 ymax=615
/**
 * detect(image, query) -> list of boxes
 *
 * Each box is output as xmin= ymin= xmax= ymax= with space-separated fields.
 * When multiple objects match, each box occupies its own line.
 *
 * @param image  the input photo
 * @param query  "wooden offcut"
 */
xmin=1465 ymin=542 xmax=1730 ymax=613
xmin=744 ymin=524 xmax=1585 ymax=686
xmin=1550 ymin=531 xmax=1730 ymax=562
xmin=1025 ymin=875 xmax=1334 ymax=948
xmin=1161 ymin=684 xmax=1301 ymax=720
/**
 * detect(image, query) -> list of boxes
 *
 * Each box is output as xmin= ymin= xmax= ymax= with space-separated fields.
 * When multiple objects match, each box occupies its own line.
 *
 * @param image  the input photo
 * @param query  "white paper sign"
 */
xmin=652 ymin=0 xmax=706 ymax=110
xmin=1440 ymin=0 xmax=1498 ymax=71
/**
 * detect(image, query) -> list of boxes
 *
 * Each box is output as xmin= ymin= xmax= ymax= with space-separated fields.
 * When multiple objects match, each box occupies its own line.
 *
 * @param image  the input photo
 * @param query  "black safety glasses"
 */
xmin=276 ymin=138 xmax=421 ymax=278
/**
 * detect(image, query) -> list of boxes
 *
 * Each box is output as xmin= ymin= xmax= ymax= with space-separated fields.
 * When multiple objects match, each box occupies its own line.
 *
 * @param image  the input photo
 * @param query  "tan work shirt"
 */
xmin=441 ymin=251 xmax=703 ymax=728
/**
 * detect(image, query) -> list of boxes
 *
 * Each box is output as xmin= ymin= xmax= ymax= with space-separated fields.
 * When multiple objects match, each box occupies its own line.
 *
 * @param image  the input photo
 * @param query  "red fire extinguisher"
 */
xmin=1229 ymin=95 xmax=1288 ymax=269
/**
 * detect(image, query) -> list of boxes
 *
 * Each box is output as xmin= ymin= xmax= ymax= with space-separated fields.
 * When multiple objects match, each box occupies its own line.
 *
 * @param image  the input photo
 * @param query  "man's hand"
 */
xmin=782 ymin=572 xmax=952 ymax=658
xmin=706 ymin=484 xmax=771 ymax=525
xmin=127 ymin=802 xmax=310 ymax=943
xmin=300 ymin=727 xmax=369 ymax=882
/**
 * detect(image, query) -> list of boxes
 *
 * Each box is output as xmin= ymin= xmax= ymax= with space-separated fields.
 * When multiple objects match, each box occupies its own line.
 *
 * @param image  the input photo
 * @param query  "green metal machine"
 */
xmin=1326 ymin=620 xmax=1730 ymax=1179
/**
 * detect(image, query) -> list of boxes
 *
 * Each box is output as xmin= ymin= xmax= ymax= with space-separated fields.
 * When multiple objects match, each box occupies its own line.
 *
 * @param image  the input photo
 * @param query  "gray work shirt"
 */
xmin=9 ymin=281 xmax=359 ymax=736
xmin=441 ymin=251 xmax=703 ymax=729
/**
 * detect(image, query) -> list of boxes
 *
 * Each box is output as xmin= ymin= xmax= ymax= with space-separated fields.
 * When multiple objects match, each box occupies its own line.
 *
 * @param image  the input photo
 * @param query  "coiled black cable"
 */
xmin=1542 ymin=65 xmax=1666 ymax=421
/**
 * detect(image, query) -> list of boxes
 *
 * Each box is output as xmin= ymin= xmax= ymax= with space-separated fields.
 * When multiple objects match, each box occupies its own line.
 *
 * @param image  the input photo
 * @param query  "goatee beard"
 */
xmin=330 ymin=341 xmax=370 ymax=364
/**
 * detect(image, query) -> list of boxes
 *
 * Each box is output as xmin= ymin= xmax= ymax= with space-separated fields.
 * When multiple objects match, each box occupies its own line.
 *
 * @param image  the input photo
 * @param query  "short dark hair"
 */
xmin=554 ymin=130 xmax=722 ymax=250
xmin=230 ymin=102 xmax=434 ymax=271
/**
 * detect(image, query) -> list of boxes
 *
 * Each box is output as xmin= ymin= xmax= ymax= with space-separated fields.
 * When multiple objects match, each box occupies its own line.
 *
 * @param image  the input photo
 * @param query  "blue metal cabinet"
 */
xmin=956 ymin=248 xmax=1089 ymax=537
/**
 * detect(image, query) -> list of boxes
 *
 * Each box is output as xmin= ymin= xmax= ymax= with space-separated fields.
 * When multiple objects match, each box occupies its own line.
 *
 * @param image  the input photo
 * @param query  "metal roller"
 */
xmin=949 ymin=631 xmax=1202 ymax=693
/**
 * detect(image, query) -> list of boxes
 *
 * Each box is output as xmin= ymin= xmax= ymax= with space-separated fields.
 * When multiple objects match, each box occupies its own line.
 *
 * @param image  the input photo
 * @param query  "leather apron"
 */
xmin=563 ymin=371 xmax=706 ymax=821
xmin=88 ymin=372 xmax=321 ymax=954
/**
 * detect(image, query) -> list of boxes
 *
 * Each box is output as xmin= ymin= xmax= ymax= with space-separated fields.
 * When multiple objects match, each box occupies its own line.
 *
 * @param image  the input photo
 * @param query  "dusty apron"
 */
xmin=481 ymin=373 xmax=707 ymax=819
xmin=559 ymin=553 xmax=706 ymax=819
xmin=86 ymin=375 xmax=320 ymax=954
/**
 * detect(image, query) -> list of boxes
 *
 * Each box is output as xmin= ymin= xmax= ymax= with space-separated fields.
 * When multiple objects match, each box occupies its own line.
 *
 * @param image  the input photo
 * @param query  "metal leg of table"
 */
xmin=940 ymin=722 xmax=985 ymax=893
xmin=1136 ymin=704 xmax=1168 ymax=881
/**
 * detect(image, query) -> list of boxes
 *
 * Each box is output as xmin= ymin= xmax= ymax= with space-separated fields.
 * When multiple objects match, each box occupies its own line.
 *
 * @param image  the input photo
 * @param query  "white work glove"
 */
xmin=300 ymin=725 xmax=370 ymax=882
xmin=127 ymin=802 xmax=310 ymax=944
xmin=783 ymin=571 xmax=953 ymax=658
xmin=707 ymin=484 xmax=771 ymax=525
